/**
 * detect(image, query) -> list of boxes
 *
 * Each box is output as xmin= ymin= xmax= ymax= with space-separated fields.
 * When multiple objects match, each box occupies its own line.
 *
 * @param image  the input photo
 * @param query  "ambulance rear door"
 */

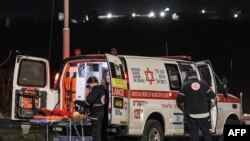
xmin=195 ymin=60 xmax=217 ymax=133
xmin=11 ymin=55 xmax=51 ymax=121
xmin=105 ymin=54 xmax=128 ymax=125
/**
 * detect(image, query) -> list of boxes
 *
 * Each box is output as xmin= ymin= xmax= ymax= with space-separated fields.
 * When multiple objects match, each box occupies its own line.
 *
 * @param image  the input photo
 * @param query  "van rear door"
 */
xmin=196 ymin=60 xmax=217 ymax=133
xmin=105 ymin=54 xmax=128 ymax=125
xmin=11 ymin=55 xmax=51 ymax=121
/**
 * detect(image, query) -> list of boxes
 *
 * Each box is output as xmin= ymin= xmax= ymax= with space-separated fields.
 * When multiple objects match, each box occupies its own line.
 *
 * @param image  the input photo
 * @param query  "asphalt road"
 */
xmin=1 ymin=117 xmax=250 ymax=141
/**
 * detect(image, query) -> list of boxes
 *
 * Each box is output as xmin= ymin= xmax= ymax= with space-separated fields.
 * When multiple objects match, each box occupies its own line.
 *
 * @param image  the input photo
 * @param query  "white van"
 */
xmin=11 ymin=54 xmax=242 ymax=140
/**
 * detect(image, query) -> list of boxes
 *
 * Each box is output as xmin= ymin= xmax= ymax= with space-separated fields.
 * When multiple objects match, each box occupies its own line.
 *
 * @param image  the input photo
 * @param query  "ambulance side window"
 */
xmin=165 ymin=64 xmax=181 ymax=90
xmin=179 ymin=65 xmax=193 ymax=83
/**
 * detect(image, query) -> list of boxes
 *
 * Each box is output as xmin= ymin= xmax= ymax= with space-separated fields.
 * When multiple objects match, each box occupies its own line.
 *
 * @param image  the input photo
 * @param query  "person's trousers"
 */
xmin=91 ymin=117 xmax=103 ymax=141
xmin=186 ymin=116 xmax=212 ymax=141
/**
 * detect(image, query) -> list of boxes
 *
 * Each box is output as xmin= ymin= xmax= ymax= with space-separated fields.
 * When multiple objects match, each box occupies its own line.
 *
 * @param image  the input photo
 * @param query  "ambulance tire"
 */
xmin=140 ymin=119 xmax=164 ymax=141
xmin=217 ymin=118 xmax=241 ymax=141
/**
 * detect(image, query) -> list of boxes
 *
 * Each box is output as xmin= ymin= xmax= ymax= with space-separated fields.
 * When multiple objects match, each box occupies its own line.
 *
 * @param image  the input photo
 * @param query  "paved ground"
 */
xmin=1 ymin=116 xmax=250 ymax=141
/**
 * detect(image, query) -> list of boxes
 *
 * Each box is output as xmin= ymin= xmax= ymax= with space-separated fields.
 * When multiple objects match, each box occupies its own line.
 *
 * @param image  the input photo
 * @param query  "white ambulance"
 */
xmin=11 ymin=54 xmax=242 ymax=140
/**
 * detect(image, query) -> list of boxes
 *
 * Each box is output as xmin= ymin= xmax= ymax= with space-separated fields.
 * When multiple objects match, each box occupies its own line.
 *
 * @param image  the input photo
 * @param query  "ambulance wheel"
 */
xmin=225 ymin=118 xmax=240 ymax=125
xmin=217 ymin=118 xmax=241 ymax=141
xmin=141 ymin=119 xmax=164 ymax=141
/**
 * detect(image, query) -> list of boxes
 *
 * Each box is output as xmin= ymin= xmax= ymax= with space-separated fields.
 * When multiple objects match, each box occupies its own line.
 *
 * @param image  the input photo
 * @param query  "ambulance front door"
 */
xmin=196 ymin=60 xmax=217 ymax=133
xmin=105 ymin=54 xmax=128 ymax=125
xmin=11 ymin=55 xmax=51 ymax=121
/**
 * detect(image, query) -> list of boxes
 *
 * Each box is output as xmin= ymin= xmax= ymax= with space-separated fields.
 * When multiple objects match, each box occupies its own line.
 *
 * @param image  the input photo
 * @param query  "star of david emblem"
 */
xmin=144 ymin=67 xmax=155 ymax=85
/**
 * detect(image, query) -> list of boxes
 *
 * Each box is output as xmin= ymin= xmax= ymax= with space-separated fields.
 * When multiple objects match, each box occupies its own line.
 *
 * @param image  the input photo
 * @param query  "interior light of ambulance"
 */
xmin=53 ymin=72 xmax=60 ymax=89
xmin=114 ymin=97 xmax=123 ymax=109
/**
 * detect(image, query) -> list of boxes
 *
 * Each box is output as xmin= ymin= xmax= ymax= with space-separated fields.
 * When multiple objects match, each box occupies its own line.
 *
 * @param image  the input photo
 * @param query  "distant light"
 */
xmin=234 ymin=14 xmax=238 ymax=18
xmin=98 ymin=14 xmax=125 ymax=19
xmin=201 ymin=9 xmax=206 ymax=14
xmin=148 ymin=12 xmax=155 ymax=18
xmin=160 ymin=11 xmax=166 ymax=17
xmin=107 ymin=13 xmax=112 ymax=18
xmin=132 ymin=13 xmax=136 ymax=17
xmin=86 ymin=15 xmax=89 ymax=21
xmin=165 ymin=7 xmax=170 ymax=12
xmin=172 ymin=13 xmax=179 ymax=21
xmin=71 ymin=19 xmax=78 ymax=24
xmin=58 ymin=12 xmax=64 ymax=21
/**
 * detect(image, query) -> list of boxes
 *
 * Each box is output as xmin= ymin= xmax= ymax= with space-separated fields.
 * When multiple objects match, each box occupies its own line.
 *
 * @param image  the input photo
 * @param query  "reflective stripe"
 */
xmin=206 ymin=88 xmax=212 ymax=94
xmin=93 ymin=104 xmax=104 ymax=107
xmin=178 ymin=93 xmax=185 ymax=96
xmin=189 ymin=112 xmax=209 ymax=118
xmin=85 ymin=101 xmax=90 ymax=106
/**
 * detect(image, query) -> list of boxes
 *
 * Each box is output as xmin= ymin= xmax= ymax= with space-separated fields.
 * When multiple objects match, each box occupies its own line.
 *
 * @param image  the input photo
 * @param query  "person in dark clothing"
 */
xmin=176 ymin=70 xmax=216 ymax=141
xmin=74 ymin=76 xmax=108 ymax=141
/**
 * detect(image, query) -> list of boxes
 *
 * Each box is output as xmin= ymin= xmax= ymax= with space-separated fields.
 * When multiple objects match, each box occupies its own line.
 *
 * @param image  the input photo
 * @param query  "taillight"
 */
xmin=53 ymin=72 xmax=60 ymax=89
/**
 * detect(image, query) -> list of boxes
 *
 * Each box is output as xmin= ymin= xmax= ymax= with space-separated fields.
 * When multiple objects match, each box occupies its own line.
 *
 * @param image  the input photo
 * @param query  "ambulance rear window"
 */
xmin=17 ymin=60 xmax=46 ymax=87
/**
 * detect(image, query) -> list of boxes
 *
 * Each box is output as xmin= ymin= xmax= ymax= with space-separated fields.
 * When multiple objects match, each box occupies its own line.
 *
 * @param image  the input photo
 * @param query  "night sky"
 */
xmin=0 ymin=0 xmax=250 ymax=113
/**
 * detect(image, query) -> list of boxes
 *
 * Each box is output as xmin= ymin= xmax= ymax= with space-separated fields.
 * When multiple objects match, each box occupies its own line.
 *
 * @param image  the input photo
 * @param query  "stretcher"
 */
xmin=30 ymin=118 xmax=90 ymax=141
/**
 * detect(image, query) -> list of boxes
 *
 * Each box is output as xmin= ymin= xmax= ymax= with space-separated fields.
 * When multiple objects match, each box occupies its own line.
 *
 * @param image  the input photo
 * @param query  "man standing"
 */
xmin=74 ymin=76 xmax=108 ymax=141
xmin=177 ymin=70 xmax=216 ymax=141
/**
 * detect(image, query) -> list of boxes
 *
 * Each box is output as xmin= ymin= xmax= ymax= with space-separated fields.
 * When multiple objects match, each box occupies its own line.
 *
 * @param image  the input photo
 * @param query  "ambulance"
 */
xmin=11 ymin=54 xmax=242 ymax=140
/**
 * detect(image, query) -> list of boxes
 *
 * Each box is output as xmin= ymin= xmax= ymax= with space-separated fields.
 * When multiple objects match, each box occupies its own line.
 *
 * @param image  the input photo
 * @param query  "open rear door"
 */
xmin=11 ymin=55 xmax=51 ymax=121
xmin=196 ymin=60 xmax=217 ymax=133
xmin=105 ymin=54 xmax=128 ymax=125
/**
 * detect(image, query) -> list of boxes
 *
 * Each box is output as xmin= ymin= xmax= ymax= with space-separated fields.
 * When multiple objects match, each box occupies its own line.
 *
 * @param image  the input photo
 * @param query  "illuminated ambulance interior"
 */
xmin=60 ymin=60 xmax=110 ymax=114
